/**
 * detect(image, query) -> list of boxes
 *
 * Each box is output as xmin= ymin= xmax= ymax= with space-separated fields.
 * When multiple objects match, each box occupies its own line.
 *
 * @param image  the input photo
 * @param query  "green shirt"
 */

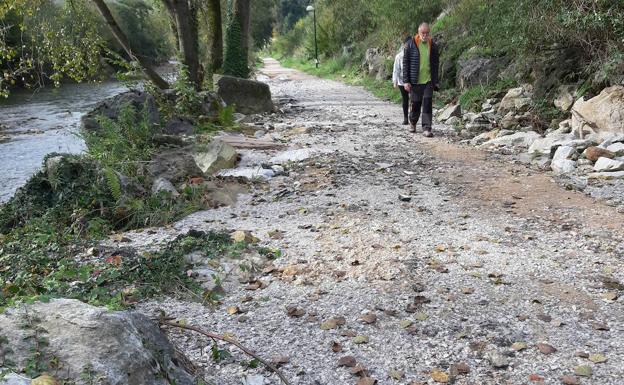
xmin=418 ymin=41 xmax=431 ymax=84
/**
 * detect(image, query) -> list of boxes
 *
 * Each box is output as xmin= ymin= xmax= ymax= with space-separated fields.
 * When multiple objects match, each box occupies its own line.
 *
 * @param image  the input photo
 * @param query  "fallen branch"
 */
xmin=159 ymin=318 xmax=292 ymax=385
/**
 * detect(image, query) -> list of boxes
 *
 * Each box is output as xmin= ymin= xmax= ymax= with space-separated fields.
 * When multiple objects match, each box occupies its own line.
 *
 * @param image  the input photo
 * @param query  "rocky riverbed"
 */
xmin=73 ymin=59 xmax=624 ymax=384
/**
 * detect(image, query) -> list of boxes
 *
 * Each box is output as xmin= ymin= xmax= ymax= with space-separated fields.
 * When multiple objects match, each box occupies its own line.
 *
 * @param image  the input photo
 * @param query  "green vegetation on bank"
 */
xmin=0 ymin=87 xmax=242 ymax=309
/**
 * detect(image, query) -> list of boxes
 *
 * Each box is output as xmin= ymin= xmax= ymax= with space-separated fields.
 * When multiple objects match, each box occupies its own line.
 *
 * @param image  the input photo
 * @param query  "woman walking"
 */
xmin=392 ymin=36 xmax=412 ymax=125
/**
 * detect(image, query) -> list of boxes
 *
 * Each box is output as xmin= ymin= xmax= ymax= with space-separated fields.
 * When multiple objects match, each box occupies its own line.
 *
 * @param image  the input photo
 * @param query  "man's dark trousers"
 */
xmin=409 ymin=81 xmax=433 ymax=131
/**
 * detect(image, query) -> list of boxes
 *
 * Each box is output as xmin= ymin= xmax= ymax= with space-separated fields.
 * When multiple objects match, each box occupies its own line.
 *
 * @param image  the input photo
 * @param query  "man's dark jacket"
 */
xmin=403 ymin=37 xmax=439 ymax=86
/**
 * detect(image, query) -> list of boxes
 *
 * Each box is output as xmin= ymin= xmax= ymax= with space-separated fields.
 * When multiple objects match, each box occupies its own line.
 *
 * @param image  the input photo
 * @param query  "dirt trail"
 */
xmin=132 ymin=59 xmax=623 ymax=385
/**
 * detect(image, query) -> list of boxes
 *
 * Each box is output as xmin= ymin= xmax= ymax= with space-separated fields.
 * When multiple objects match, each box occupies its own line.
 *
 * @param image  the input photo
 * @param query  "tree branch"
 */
xmin=159 ymin=318 xmax=292 ymax=385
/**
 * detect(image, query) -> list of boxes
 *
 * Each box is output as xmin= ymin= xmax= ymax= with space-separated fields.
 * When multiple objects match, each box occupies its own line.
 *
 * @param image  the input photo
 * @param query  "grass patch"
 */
xmin=458 ymin=79 xmax=517 ymax=111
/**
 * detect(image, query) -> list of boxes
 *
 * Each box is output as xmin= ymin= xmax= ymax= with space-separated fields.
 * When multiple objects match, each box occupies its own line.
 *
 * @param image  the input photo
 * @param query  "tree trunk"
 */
xmin=162 ymin=0 xmax=202 ymax=90
xmin=233 ymin=0 xmax=251 ymax=63
xmin=205 ymin=0 xmax=223 ymax=73
xmin=91 ymin=0 xmax=169 ymax=90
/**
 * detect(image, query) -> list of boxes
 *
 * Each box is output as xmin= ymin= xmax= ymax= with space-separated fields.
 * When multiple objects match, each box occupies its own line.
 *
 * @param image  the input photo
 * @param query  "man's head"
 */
xmin=402 ymin=35 xmax=411 ymax=48
xmin=418 ymin=23 xmax=431 ymax=41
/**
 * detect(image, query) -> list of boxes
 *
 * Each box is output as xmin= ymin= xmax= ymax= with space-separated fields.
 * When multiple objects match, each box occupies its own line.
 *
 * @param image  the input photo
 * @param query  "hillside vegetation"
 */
xmin=271 ymin=0 xmax=624 ymax=125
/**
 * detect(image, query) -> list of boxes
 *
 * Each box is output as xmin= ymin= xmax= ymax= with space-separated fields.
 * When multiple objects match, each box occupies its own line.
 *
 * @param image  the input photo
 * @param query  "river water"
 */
xmin=0 ymin=81 xmax=128 ymax=203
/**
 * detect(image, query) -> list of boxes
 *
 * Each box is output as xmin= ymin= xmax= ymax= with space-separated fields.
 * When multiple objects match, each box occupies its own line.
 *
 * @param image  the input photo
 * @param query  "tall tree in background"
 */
xmin=223 ymin=0 xmax=251 ymax=78
xmin=205 ymin=0 xmax=223 ymax=73
xmin=161 ymin=0 xmax=201 ymax=89
xmin=92 ymin=0 xmax=169 ymax=89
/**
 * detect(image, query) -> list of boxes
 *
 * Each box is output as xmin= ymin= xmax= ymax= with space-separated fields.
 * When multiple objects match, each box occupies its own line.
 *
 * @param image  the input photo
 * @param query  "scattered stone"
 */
xmin=606 ymin=142 xmax=624 ymax=155
xmin=337 ymin=356 xmax=357 ymax=367
xmin=561 ymin=375 xmax=580 ymax=385
xmin=151 ymin=177 xmax=179 ymax=196
xmin=593 ymin=157 xmax=624 ymax=172
xmin=554 ymin=84 xmax=578 ymax=111
xmin=488 ymin=352 xmax=509 ymax=368
xmin=587 ymin=171 xmax=624 ymax=180
xmin=231 ymin=230 xmax=259 ymax=244
xmin=584 ymin=146 xmax=615 ymax=162
xmin=482 ymin=131 xmax=541 ymax=149
xmin=353 ymin=335 xmax=369 ymax=344
xmin=537 ymin=343 xmax=557 ymax=354
xmin=430 ymin=368 xmax=449 ymax=383
xmin=193 ymin=139 xmax=238 ymax=175
xmin=574 ymin=365 xmax=592 ymax=377
xmin=588 ymin=353 xmax=607 ymax=363
xmin=438 ymin=104 xmax=462 ymax=121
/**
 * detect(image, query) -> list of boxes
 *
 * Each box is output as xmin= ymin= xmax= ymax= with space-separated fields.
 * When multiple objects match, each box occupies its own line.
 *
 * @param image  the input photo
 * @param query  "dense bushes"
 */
xmin=271 ymin=0 xmax=624 ymax=100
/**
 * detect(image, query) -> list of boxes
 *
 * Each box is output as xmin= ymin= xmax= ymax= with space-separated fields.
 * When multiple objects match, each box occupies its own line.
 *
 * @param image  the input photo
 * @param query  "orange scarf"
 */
xmin=414 ymin=35 xmax=432 ymax=55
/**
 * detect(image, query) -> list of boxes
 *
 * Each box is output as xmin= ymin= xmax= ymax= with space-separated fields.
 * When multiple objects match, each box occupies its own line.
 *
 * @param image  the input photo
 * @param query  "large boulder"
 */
xmin=456 ymin=56 xmax=506 ymax=90
xmin=571 ymin=86 xmax=624 ymax=135
xmin=148 ymin=148 xmax=204 ymax=183
xmin=193 ymin=139 xmax=238 ymax=175
xmin=81 ymin=91 xmax=159 ymax=133
xmin=214 ymin=75 xmax=274 ymax=115
xmin=0 ymin=299 xmax=196 ymax=385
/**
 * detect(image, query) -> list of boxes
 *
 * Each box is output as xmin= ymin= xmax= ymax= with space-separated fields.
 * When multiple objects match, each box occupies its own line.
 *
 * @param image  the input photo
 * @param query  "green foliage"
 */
xmin=0 ymin=0 xmax=106 ymax=96
xmin=84 ymin=104 xmax=156 ymax=177
xmin=458 ymin=79 xmax=517 ymax=111
xmin=109 ymin=0 xmax=173 ymax=64
xmin=104 ymin=168 xmax=122 ymax=202
xmin=0 ymin=0 xmax=174 ymax=97
xmin=172 ymin=66 xmax=204 ymax=116
xmin=0 ymin=226 xmax=239 ymax=308
xmin=223 ymin=7 xmax=249 ymax=78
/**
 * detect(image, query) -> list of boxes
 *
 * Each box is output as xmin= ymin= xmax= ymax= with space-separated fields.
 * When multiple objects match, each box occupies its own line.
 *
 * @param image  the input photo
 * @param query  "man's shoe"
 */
xmin=410 ymin=123 xmax=417 ymax=133
xmin=402 ymin=118 xmax=409 ymax=125
xmin=423 ymin=130 xmax=433 ymax=138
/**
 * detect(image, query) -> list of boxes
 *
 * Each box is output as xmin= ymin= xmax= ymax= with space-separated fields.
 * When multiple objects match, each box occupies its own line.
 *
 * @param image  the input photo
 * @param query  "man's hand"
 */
xmin=433 ymin=84 xmax=440 ymax=92
xmin=404 ymin=83 xmax=411 ymax=92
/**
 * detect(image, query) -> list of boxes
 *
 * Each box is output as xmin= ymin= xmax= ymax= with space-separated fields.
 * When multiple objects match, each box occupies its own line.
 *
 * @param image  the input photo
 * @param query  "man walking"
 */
xmin=403 ymin=22 xmax=439 ymax=137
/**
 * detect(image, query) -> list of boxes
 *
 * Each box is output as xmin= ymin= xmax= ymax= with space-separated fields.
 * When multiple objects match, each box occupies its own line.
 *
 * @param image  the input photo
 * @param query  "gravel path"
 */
xmin=131 ymin=59 xmax=623 ymax=385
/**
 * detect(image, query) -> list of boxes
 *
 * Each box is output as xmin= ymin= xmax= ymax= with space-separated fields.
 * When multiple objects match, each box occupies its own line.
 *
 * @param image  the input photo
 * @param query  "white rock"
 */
xmin=588 ymin=171 xmax=624 ymax=180
xmin=438 ymin=104 xmax=462 ymax=121
xmin=219 ymin=167 xmax=275 ymax=180
xmin=593 ymin=157 xmax=624 ymax=172
xmin=528 ymin=133 xmax=575 ymax=157
xmin=551 ymin=158 xmax=576 ymax=174
xmin=194 ymin=139 xmax=238 ymax=174
xmin=607 ymin=142 xmax=624 ymax=156
xmin=445 ymin=116 xmax=461 ymax=126
xmin=553 ymin=145 xmax=578 ymax=161
xmin=151 ymin=177 xmax=179 ymax=196
xmin=554 ymin=84 xmax=578 ymax=111
xmin=571 ymin=85 xmax=624 ymax=135
xmin=482 ymin=131 xmax=541 ymax=148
